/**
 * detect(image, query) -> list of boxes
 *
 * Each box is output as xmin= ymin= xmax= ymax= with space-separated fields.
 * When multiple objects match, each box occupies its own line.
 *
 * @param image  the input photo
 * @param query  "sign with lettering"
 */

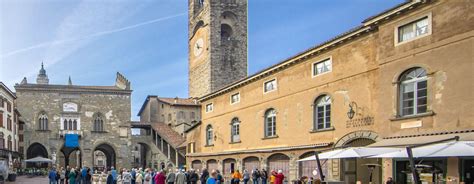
xmin=346 ymin=117 xmax=374 ymax=128
xmin=63 ymin=102 xmax=78 ymax=112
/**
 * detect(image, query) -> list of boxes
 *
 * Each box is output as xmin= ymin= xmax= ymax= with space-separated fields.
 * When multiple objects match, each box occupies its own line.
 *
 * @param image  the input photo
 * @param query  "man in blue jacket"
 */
xmin=49 ymin=167 xmax=58 ymax=184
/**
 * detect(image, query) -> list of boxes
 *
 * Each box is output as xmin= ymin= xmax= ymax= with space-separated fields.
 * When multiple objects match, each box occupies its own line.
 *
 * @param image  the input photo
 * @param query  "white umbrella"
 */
xmin=370 ymin=141 xmax=474 ymax=158
xmin=24 ymin=156 xmax=53 ymax=163
xmin=297 ymin=147 xmax=403 ymax=161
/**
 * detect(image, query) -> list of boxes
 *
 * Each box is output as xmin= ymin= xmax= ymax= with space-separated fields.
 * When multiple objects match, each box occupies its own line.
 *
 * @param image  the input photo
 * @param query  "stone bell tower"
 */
xmin=188 ymin=0 xmax=248 ymax=98
xmin=37 ymin=62 xmax=49 ymax=85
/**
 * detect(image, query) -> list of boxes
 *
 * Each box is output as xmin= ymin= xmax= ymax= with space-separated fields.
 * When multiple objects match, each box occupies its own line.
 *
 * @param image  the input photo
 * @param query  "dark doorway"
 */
xmin=463 ymin=159 xmax=474 ymax=184
xmin=60 ymin=147 xmax=81 ymax=168
xmin=93 ymin=144 xmax=116 ymax=170
xmin=26 ymin=143 xmax=48 ymax=168
xmin=138 ymin=143 xmax=150 ymax=169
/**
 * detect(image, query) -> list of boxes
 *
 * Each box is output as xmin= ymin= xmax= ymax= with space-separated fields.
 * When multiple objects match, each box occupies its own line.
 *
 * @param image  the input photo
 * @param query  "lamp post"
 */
xmin=347 ymin=102 xmax=357 ymax=119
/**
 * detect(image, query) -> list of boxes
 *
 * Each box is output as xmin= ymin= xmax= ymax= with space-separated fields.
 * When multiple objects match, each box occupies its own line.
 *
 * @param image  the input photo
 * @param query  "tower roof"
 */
xmin=36 ymin=62 xmax=49 ymax=84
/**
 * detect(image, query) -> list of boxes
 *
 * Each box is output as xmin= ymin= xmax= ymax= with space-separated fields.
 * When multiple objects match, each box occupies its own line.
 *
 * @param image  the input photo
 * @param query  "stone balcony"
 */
xmin=59 ymin=129 xmax=83 ymax=137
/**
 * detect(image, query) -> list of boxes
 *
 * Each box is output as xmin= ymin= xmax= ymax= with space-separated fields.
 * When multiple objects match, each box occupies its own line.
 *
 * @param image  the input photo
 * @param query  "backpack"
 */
xmin=56 ymin=172 xmax=61 ymax=180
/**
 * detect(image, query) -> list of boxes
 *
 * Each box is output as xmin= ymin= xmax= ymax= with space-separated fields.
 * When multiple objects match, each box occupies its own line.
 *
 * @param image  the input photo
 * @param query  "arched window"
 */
xmin=168 ymin=114 xmax=172 ymax=122
xmin=68 ymin=120 xmax=73 ymax=130
xmin=264 ymin=109 xmax=277 ymax=137
xmin=231 ymin=118 xmax=240 ymax=142
xmin=399 ymin=67 xmax=428 ymax=116
xmin=38 ymin=113 xmax=48 ymax=130
xmin=94 ymin=114 xmax=104 ymax=132
xmin=206 ymin=125 xmax=213 ymax=146
xmin=314 ymin=95 xmax=331 ymax=130
xmin=221 ymin=24 xmax=233 ymax=41
xmin=63 ymin=119 xmax=67 ymax=130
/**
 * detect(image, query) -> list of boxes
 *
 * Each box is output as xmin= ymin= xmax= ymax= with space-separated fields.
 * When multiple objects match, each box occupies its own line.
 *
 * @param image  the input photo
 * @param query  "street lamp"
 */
xmin=347 ymin=102 xmax=357 ymax=119
xmin=364 ymin=163 xmax=381 ymax=184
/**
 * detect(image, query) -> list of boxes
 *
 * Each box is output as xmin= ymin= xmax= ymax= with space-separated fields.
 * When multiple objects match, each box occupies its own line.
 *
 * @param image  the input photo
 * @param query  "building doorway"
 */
xmin=243 ymin=157 xmax=260 ymax=171
xmin=93 ymin=150 xmax=107 ymax=171
xmin=267 ymin=153 xmax=290 ymax=181
xmin=60 ymin=147 xmax=81 ymax=168
xmin=462 ymin=159 xmax=474 ymax=184
xmin=26 ymin=143 xmax=48 ymax=168
xmin=93 ymin=144 xmax=116 ymax=170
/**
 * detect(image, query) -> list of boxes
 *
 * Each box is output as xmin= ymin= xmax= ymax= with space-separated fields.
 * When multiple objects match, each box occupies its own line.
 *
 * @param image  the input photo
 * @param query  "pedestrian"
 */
xmin=56 ymin=168 xmax=61 ymax=184
xmin=189 ymin=169 xmax=199 ymax=184
xmin=76 ymin=167 xmax=81 ymax=184
xmin=107 ymin=171 xmax=115 ymax=184
xmin=123 ymin=169 xmax=132 ymax=184
xmin=242 ymin=170 xmax=250 ymax=184
xmin=112 ymin=167 xmax=118 ymax=184
xmin=167 ymin=169 xmax=177 ymax=184
xmin=66 ymin=166 xmax=71 ymax=184
xmin=251 ymin=170 xmax=259 ymax=184
xmin=269 ymin=170 xmax=275 ymax=184
xmin=176 ymin=169 xmax=187 ymax=184
xmin=131 ymin=168 xmax=137 ymax=184
xmin=271 ymin=170 xmax=284 ymax=184
xmin=69 ymin=168 xmax=77 ymax=184
xmin=232 ymin=170 xmax=242 ymax=184
xmin=49 ymin=167 xmax=58 ymax=184
xmin=200 ymin=169 xmax=209 ymax=184
xmin=260 ymin=169 xmax=268 ymax=184
xmin=86 ymin=168 xmax=92 ymax=184
xmin=206 ymin=171 xmax=217 ymax=184
xmin=215 ymin=170 xmax=223 ymax=184
xmin=386 ymin=177 xmax=394 ymax=184
xmin=155 ymin=171 xmax=166 ymax=184
xmin=60 ymin=167 xmax=66 ymax=184
xmin=137 ymin=171 xmax=144 ymax=184
xmin=144 ymin=169 xmax=152 ymax=184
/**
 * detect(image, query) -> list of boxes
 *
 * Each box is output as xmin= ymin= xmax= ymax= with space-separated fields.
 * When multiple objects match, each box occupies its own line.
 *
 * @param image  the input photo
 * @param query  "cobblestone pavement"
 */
xmin=6 ymin=175 xmax=49 ymax=184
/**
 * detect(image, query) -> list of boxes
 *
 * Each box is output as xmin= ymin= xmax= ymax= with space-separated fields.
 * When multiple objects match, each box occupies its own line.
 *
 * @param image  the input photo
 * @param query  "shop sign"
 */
xmin=346 ymin=116 xmax=374 ymax=128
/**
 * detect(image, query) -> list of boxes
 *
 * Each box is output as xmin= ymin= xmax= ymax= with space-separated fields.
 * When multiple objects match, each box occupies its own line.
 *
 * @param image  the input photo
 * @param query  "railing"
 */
xmin=59 ymin=130 xmax=83 ymax=137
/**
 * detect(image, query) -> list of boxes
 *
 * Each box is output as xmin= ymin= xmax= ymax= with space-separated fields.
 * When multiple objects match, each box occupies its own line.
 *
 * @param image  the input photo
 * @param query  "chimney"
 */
xmin=174 ymin=97 xmax=178 ymax=104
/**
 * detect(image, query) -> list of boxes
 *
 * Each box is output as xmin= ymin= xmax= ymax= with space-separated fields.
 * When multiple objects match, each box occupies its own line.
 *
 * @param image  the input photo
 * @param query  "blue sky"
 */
xmin=0 ymin=0 xmax=403 ymax=120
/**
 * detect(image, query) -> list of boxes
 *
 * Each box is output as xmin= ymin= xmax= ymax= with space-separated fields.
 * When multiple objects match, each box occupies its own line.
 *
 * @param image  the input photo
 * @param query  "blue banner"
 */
xmin=65 ymin=134 xmax=79 ymax=148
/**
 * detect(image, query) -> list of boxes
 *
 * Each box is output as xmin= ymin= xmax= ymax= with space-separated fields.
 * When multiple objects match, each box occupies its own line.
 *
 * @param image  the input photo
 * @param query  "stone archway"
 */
xmin=60 ymin=147 xmax=81 ymax=168
xmin=191 ymin=160 xmax=202 ymax=171
xmin=93 ymin=143 xmax=116 ymax=170
xmin=223 ymin=158 xmax=236 ymax=176
xmin=26 ymin=143 xmax=48 ymax=168
xmin=335 ymin=131 xmax=380 ymax=184
xmin=242 ymin=156 xmax=260 ymax=171
xmin=267 ymin=153 xmax=290 ymax=178
xmin=206 ymin=159 xmax=218 ymax=172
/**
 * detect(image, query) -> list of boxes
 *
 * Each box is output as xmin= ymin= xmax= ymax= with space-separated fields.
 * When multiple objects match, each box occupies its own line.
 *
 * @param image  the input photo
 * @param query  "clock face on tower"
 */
xmin=193 ymin=38 xmax=204 ymax=57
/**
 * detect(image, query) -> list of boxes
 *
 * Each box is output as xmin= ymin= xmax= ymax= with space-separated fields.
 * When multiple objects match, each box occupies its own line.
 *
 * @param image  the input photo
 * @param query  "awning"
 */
xmin=368 ymin=132 xmax=474 ymax=147
xmin=370 ymin=141 xmax=474 ymax=158
xmin=297 ymin=147 xmax=402 ymax=161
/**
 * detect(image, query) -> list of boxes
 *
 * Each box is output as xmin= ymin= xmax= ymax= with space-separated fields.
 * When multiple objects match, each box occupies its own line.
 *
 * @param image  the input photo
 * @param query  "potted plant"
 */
xmin=7 ymin=168 xmax=17 ymax=181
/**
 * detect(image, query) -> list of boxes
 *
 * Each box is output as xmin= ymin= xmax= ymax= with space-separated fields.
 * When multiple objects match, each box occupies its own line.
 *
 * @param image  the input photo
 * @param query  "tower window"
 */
xmin=221 ymin=24 xmax=233 ymax=41
xmin=38 ymin=113 xmax=48 ymax=130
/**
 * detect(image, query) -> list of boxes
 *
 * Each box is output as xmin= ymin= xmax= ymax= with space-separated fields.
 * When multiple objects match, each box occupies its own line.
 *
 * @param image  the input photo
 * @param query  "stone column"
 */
xmin=289 ymin=155 xmax=298 ymax=182
xmin=446 ymin=157 xmax=459 ymax=183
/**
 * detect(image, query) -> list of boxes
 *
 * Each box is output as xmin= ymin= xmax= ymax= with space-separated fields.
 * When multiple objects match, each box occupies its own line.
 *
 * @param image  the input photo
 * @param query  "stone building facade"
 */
xmin=15 ymin=65 xmax=134 ymax=169
xmin=185 ymin=0 xmax=474 ymax=183
xmin=188 ymin=0 xmax=248 ymax=98
xmin=0 ymin=82 xmax=21 ymax=165
xmin=134 ymin=96 xmax=200 ymax=169
xmin=138 ymin=96 xmax=201 ymax=135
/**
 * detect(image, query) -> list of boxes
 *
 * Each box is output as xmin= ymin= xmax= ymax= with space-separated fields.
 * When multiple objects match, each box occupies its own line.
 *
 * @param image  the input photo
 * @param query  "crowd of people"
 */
xmin=46 ymin=166 xmax=294 ymax=184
